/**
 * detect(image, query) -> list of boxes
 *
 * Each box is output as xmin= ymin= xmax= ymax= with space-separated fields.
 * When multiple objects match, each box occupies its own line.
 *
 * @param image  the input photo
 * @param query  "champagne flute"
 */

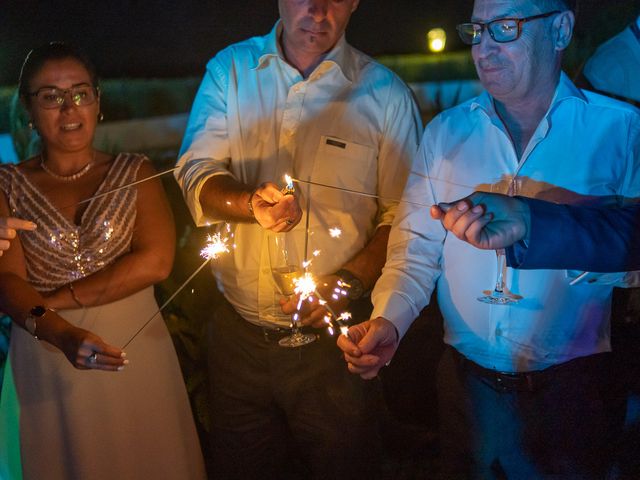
xmin=477 ymin=248 xmax=523 ymax=304
xmin=477 ymin=179 xmax=523 ymax=305
xmin=268 ymin=232 xmax=316 ymax=347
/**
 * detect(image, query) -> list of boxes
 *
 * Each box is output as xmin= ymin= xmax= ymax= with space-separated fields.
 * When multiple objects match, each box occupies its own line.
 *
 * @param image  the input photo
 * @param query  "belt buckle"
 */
xmin=262 ymin=326 xmax=289 ymax=343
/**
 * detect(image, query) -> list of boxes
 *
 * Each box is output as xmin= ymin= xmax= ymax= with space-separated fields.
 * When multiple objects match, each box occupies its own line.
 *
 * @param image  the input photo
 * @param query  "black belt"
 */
xmin=244 ymin=320 xmax=317 ymax=344
xmin=451 ymin=347 xmax=546 ymax=392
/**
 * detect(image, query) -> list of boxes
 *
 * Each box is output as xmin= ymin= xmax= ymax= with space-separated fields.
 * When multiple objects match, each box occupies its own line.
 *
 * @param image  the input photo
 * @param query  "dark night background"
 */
xmin=2 ymin=0 xmax=639 ymax=86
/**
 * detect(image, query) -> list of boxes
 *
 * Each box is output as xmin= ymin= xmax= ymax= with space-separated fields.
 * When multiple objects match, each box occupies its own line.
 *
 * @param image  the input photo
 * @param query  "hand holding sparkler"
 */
xmin=280 ymin=273 xmax=350 ymax=328
xmin=250 ymin=181 xmax=302 ymax=232
xmin=337 ymin=317 xmax=399 ymax=380
xmin=430 ymin=192 xmax=530 ymax=250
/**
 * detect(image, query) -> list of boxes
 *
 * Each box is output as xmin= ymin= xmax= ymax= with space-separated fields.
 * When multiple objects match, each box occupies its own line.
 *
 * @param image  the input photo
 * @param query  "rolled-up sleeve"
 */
xmin=175 ymin=57 xmax=235 ymax=226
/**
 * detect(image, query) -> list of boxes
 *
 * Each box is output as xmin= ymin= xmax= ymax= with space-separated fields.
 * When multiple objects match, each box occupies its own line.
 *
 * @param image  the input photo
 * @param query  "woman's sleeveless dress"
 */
xmin=0 ymin=153 xmax=205 ymax=480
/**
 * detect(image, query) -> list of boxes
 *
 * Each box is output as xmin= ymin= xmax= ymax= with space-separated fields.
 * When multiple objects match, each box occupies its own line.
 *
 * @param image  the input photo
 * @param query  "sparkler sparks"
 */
xmin=123 ymin=224 xmax=233 ymax=348
xmin=200 ymin=232 xmax=231 ymax=260
xmin=329 ymin=227 xmax=342 ymax=238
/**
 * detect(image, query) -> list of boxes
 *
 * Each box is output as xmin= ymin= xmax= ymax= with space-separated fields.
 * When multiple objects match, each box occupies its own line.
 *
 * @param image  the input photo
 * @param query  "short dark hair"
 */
xmin=536 ymin=0 xmax=577 ymax=13
xmin=18 ymin=42 xmax=99 ymax=103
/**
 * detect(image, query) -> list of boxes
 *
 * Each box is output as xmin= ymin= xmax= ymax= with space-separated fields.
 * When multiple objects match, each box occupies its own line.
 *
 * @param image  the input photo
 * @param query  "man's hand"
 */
xmin=0 ymin=217 xmax=36 ymax=255
xmin=430 ymin=192 xmax=531 ymax=250
xmin=337 ymin=317 xmax=399 ymax=380
xmin=280 ymin=274 xmax=349 ymax=328
xmin=251 ymin=182 xmax=302 ymax=232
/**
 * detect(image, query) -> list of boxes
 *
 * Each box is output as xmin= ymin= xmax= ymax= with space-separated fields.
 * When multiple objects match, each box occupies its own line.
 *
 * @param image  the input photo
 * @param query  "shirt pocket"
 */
xmin=310 ymin=135 xmax=377 ymax=211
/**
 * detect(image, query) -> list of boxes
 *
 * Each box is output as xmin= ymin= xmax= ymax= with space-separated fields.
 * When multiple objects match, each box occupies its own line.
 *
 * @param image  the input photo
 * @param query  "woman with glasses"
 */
xmin=0 ymin=43 xmax=205 ymax=480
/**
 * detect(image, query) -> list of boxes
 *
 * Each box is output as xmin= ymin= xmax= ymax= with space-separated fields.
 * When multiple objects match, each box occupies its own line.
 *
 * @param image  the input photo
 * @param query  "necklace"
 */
xmin=40 ymin=151 xmax=95 ymax=182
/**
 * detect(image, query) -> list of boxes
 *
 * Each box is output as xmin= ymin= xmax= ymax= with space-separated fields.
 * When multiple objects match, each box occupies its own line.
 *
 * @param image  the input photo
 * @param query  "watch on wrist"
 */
xmin=25 ymin=305 xmax=48 ymax=339
xmin=335 ymin=269 xmax=365 ymax=300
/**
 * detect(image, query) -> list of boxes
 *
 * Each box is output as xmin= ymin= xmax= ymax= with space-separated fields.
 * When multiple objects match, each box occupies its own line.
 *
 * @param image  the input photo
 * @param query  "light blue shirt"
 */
xmin=175 ymin=22 xmax=422 ymax=326
xmin=584 ymin=20 xmax=640 ymax=103
xmin=373 ymin=73 xmax=640 ymax=372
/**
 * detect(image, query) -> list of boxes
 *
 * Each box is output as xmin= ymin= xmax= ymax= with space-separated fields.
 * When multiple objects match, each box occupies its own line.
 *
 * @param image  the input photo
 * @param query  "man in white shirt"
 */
xmin=583 ymin=13 xmax=640 ymax=104
xmin=175 ymin=1 xmax=422 ymax=477
xmin=339 ymin=0 xmax=640 ymax=477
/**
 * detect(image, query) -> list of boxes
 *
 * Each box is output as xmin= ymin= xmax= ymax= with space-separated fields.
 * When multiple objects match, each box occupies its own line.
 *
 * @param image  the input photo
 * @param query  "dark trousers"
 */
xmin=437 ymin=346 xmax=619 ymax=480
xmin=207 ymin=299 xmax=381 ymax=479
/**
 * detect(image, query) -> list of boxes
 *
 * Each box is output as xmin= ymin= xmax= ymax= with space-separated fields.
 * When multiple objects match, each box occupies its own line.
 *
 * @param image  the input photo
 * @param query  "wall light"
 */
xmin=427 ymin=28 xmax=446 ymax=53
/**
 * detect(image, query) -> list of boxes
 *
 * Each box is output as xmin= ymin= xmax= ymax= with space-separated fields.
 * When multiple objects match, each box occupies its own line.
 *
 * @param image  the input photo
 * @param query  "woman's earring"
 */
xmin=98 ymin=112 xmax=104 ymax=122
xmin=28 ymin=121 xmax=34 ymax=130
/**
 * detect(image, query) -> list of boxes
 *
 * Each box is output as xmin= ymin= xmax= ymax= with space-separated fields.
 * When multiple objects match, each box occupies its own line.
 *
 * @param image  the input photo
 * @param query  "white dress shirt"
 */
xmin=583 ymin=18 xmax=640 ymax=103
xmin=373 ymin=73 xmax=640 ymax=372
xmin=175 ymin=22 xmax=421 ymax=327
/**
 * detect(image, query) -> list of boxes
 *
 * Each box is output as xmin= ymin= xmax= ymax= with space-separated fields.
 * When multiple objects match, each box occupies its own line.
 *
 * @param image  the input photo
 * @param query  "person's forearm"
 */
xmin=341 ymin=225 xmax=390 ymax=290
xmin=0 ymin=273 xmax=75 ymax=348
xmin=46 ymin=248 xmax=174 ymax=310
xmin=199 ymin=175 xmax=255 ymax=223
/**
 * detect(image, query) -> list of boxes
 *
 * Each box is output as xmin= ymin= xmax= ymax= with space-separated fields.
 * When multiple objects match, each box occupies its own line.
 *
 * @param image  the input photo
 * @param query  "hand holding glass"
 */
xmin=268 ymin=233 xmax=316 ymax=347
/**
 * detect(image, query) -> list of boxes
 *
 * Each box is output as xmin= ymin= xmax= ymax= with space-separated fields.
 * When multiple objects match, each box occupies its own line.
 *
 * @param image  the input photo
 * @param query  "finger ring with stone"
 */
xmin=88 ymin=352 xmax=97 ymax=364
xmin=285 ymin=219 xmax=294 ymax=225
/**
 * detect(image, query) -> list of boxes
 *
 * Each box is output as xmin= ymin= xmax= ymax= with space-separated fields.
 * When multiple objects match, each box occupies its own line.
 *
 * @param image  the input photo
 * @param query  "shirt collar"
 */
xmin=253 ymin=20 xmax=354 ymax=83
xmin=469 ymin=71 xmax=588 ymax=115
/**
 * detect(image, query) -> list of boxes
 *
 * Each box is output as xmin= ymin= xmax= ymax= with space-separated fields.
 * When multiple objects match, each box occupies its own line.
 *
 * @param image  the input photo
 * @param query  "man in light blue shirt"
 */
xmin=175 ymin=0 xmax=422 ymax=478
xmin=339 ymin=0 xmax=640 ymax=477
xmin=583 ymin=13 xmax=640 ymax=104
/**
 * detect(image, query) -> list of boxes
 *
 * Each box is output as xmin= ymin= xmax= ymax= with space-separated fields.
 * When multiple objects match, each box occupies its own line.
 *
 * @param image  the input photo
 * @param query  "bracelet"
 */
xmin=247 ymin=189 xmax=257 ymax=218
xmin=68 ymin=282 xmax=85 ymax=308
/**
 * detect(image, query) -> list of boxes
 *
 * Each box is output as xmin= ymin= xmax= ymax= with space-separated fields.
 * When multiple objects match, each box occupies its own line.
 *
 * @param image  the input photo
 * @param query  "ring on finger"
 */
xmin=285 ymin=219 xmax=294 ymax=225
xmin=88 ymin=352 xmax=97 ymax=364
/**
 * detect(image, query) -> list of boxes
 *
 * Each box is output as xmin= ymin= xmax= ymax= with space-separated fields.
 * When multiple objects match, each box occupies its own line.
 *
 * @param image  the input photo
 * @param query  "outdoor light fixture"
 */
xmin=427 ymin=28 xmax=446 ymax=53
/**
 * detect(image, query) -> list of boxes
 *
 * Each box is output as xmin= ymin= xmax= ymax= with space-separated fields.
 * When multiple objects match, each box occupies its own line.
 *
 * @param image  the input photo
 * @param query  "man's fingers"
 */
xmin=463 ymin=213 xmax=493 ymax=245
xmin=337 ymin=330 xmax=361 ymax=357
xmin=449 ymin=206 xmax=486 ymax=240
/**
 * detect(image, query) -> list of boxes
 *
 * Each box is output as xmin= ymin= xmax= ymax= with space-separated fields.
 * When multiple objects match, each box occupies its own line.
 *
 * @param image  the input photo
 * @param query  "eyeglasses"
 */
xmin=457 ymin=11 xmax=560 ymax=45
xmin=27 ymin=84 xmax=99 ymax=109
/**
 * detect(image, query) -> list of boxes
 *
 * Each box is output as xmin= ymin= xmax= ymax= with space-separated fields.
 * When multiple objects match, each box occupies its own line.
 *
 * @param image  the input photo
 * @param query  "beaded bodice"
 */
xmin=0 ymin=153 xmax=145 ymax=292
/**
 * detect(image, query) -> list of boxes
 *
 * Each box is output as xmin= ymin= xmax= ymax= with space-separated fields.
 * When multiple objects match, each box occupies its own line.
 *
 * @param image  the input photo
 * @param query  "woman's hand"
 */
xmin=54 ymin=324 xmax=128 ymax=371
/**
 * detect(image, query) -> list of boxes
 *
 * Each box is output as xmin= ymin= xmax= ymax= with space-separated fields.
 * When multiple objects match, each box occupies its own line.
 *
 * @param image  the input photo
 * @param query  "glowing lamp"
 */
xmin=427 ymin=28 xmax=446 ymax=53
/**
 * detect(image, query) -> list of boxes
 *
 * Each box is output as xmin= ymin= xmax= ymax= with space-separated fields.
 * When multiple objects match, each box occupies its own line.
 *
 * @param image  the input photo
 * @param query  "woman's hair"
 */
xmin=18 ymin=41 xmax=99 ymax=103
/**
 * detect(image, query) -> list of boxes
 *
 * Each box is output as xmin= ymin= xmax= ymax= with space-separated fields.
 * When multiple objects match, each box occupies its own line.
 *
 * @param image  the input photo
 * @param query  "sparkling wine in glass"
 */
xmin=268 ymin=233 xmax=316 ymax=347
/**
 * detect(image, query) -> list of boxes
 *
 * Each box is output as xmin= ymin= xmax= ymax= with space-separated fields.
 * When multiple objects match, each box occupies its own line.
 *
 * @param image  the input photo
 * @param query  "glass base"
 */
xmin=477 ymin=289 xmax=523 ymax=305
xmin=278 ymin=331 xmax=317 ymax=348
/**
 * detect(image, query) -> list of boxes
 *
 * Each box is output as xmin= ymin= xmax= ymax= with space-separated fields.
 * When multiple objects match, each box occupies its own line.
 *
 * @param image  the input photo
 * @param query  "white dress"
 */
xmin=0 ymin=154 xmax=206 ymax=480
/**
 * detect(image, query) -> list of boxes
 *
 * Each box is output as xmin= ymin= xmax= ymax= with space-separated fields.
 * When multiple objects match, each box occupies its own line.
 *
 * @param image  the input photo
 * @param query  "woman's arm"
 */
xmin=0 ymin=193 xmax=126 ymax=370
xmin=46 ymin=159 xmax=176 ymax=309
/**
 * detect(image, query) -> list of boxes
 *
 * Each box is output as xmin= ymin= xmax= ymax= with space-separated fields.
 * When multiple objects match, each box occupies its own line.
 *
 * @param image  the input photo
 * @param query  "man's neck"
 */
xmin=493 ymin=75 xmax=560 ymax=159
xmin=280 ymin=34 xmax=331 ymax=79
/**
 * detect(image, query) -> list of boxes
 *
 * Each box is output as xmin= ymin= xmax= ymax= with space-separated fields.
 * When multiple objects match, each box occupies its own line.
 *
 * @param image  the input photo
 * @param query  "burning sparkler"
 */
xmin=122 ymin=223 xmax=233 ymax=348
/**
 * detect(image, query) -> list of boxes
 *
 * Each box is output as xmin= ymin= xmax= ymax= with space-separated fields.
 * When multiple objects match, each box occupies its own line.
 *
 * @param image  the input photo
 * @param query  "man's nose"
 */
xmin=307 ymin=0 xmax=329 ymax=20
xmin=474 ymin=28 xmax=499 ymax=58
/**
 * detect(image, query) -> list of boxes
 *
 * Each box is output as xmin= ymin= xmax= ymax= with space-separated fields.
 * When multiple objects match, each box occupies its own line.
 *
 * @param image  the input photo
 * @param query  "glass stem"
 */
xmin=494 ymin=249 xmax=507 ymax=293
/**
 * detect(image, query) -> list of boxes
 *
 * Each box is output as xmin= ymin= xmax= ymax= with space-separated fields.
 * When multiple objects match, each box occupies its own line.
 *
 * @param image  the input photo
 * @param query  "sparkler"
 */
xmin=121 ymin=225 xmax=232 ymax=349
xmin=288 ymin=176 xmax=477 ymax=209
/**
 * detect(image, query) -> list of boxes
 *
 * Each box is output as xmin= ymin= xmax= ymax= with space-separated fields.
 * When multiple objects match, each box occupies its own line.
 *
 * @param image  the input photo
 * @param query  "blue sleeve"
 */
xmin=506 ymin=197 xmax=640 ymax=272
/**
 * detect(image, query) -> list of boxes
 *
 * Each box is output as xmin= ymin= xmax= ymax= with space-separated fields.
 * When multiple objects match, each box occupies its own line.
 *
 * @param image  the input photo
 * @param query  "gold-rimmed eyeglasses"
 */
xmin=457 ymin=10 xmax=561 ymax=45
xmin=27 ymin=84 xmax=99 ymax=109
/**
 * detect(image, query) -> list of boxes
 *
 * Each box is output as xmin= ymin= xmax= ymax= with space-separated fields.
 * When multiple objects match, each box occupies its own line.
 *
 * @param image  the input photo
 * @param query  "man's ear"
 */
xmin=553 ymin=10 xmax=574 ymax=51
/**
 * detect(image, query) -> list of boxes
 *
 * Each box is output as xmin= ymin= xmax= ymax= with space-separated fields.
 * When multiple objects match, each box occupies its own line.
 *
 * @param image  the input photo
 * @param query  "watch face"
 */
xmin=348 ymin=279 xmax=365 ymax=300
xmin=30 ymin=305 xmax=47 ymax=317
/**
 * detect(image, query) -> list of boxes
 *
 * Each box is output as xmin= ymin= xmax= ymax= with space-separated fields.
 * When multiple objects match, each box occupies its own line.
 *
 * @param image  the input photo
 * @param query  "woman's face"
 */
xmin=27 ymin=57 xmax=100 ymax=155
